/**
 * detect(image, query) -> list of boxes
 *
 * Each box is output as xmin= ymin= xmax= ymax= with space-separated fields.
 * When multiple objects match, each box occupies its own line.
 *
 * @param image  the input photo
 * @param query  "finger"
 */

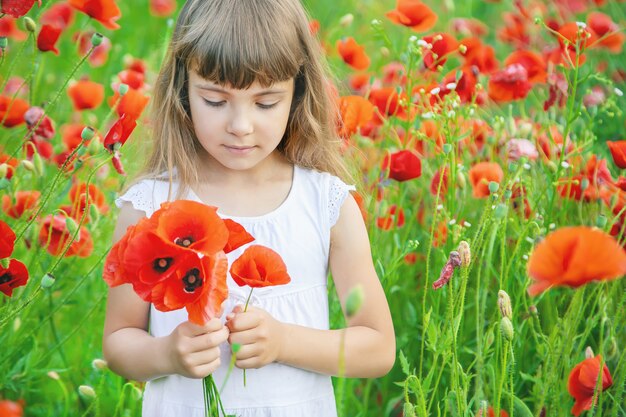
xmin=186 ymin=346 xmax=222 ymax=368
xmin=228 ymin=328 xmax=258 ymax=346
xmin=233 ymin=343 xmax=260 ymax=361
xmin=235 ymin=356 xmax=262 ymax=370
xmin=187 ymin=357 xmax=223 ymax=379
xmin=226 ymin=312 xmax=260 ymax=332
xmin=189 ymin=326 xmax=229 ymax=352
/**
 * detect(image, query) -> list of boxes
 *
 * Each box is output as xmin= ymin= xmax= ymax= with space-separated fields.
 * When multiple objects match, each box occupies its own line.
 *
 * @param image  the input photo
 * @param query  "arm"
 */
xmin=102 ymin=202 xmax=229 ymax=382
xmin=227 ymin=195 xmax=396 ymax=378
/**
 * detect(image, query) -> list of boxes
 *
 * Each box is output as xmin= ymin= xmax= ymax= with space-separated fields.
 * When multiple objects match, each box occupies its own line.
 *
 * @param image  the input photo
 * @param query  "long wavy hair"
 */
xmin=134 ymin=0 xmax=351 ymax=198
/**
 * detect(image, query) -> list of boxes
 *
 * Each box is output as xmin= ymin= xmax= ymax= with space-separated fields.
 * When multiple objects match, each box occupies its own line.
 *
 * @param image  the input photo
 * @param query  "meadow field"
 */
xmin=1 ymin=0 xmax=626 ymax=416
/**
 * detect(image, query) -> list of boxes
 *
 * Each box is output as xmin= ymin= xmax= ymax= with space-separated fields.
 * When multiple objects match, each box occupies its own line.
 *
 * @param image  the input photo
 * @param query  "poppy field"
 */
xmin=1 ymin=0 xmax=626 ymax=416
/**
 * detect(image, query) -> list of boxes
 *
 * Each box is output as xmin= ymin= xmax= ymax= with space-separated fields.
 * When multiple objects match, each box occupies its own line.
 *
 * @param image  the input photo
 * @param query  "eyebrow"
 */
xmin=194 ymin=84 xmax=288 ymax=97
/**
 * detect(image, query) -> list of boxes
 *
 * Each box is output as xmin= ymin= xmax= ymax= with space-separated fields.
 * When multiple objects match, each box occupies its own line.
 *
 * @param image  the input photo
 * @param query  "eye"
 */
xmin=203 ymin=99 xmax=225 ymax=107
xmin=257 ymin=102 xmax=278 ymax=110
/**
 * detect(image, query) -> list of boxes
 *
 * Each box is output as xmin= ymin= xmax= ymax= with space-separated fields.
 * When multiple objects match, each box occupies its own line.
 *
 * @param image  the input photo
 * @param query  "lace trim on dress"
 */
xmin=328 ymin=176 xmax=356 ymax=227
xmin=115 ymin=181 xmax=153 ymax=216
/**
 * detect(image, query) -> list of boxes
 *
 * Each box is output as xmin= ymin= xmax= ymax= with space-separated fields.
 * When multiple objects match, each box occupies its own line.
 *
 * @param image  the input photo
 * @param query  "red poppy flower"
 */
xmin=382 ymin=150 xmax=422 ymax=182
xmin=36 ymin=24 xmax=63 ymax=55
xmin=109 ymin=88 xmax=150 ymax=120
xmin=38 ymin=214 xmax=94 ymax=257
xmin=497 ymin=12 xmax=530 ymax=48
xmin=150 ymin=0 xmax=176 ymax=17
xmin=461 ymin=37 xmax=498 ymax=74
xmin=0 ymin=219 xmax=16 ymax=259
xmin=488 ymin=64 xmax=531 ymax=102
xmin=433 ymin=220 xmax=448 ymax=247
xmin=0 ymin=400 xmax=23 ymax=417
xmin=24 ymin=106 xmax=55 ymax=140
xmin=223 ymin=219 xmax=255 ymax=254
xmin=1 ymin=0 xmax=40 ymax=18
xmin=61 ymin=123 xmax=88 ymax=151
xmin=230 ymin=245 xmax=291 ymax=288
xmin=337 ymin=96 xmax=375 ymax=139
xmin=568 ymin=354 xmax=613 ymax=416
xmin=0 ymin=95 xmax=29 ymax=127
xmin=103 ymin=114 xmax=137 ymax=152
xmin=0 ymin=16 xmax=27 ymax=41
xmin=69 ymin=0 xmax=121 ymax=30
xmin=68 ymin=80 xmax=105 ymax=110
xmin=368 ymin=87 xmax=408 ymax=120
xmin=468 ymin=162 xmax=503 ymax=198
xmin=587 ymin=12 xmax=624 ymax=53
xmin=430 ymin=166 xmax=449 ymax=197
xmin=337 ymin=37 xmax=370 ymax=71
xmin=2 ymin=191 xmax=41 ymax=219
xmin=558 ymin=22 xmax=597 ymax=53
xmin=117 ymin=69 xmax=145 ymax=90
xmin=0 ymin=259 xmax=29 ymax=297
xmin=422 ymin=33 xmax=458 ymax=70
xmin=385 ymin=0 xmax=437 ymax=33
xmin=376 ymin=205 xmax=405 ymax=230
xmin=607 ymin=141 xmax=626 ymax=169
xmin=527 ymin=226 xmax=626 ymax=296
xmin=476 ymin=407 xmax=509 ymax=417
xmin=503 ymin=50 xmax=546 ymax=83
xmin=452 ymin=18 xmax=488 ymax=38
xmin=41 ymin=2 xmax=75 ymax=28
xmin=69 ymin=182 xmax=109 ymax=215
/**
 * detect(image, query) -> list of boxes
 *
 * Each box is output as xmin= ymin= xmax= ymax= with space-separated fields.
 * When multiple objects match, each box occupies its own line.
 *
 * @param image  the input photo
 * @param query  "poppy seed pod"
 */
xmin=457 ymin=241 xmax=470 ymax=267
xmin=91 ymin=32 xmax=104 ymax=47
xmin=0 ymin=37 xmax=7 ymax=50
xmin=500 ymin=317 xmax=514 ymax=341
xmin=497 ymin=290 xmax=512 ymax=319
xmin=118 ymin=83 xmax=129 ymax=95
xmin=40 ymin=273 xmax=55 ymax=289
xmin=78 ymin=385 xmax=96 ymax=399
xmin=488 ymin=181 xmax=499 ymax=194
xmin=81 ymin=126 xmax=95 ymax=141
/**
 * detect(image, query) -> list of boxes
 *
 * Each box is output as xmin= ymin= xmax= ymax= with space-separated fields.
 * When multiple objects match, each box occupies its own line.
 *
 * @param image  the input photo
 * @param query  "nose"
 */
xmin=226 ymin=107 xmax=254 ymax=137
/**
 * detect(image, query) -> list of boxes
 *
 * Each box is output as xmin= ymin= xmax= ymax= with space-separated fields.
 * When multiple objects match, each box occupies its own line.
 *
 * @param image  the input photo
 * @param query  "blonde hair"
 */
xmin=135 ymin=0 xmax=351 ymax=198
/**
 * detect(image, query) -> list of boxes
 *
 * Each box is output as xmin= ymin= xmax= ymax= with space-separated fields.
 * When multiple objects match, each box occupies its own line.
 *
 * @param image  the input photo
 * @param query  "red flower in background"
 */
xmin=476 ymin=407 xmax=508 ymax=417
xmin=382 ymin=150 xmax=422 ymax=182
xmin=0 ymin=259 xmax=29 ymax=297
xmin=503 ymin=50 xmax=546 ymax=83
xmin=24 ymin=106 xmax=55 ymax=141
xmin=68 ymin=79 xmax=105 ymax=110
xmin=527 ymin=226 xmax=626 ymax=296
xmin=69 ymin=0 xmax=121 ymax=30
xmin=41 ymin=2 xmax=75 ymax=28
xmin=230 ymin=245 xmax=291 ymax=288
xmin=0 ymin=17 xmax=27 ymax=41
xmin=0 ymin=219 xmax=17 ymax=258
xmin=607 ymin=141 xmax=626 ymax=169
xmin=468 ymin=162 xmax=503 ymax=198
xmin=422 ymin=33 xmax=458 ymax=70
xmin=74 ymin=30 xmax=111 ymax=66
xmin=369 ymin=87 xmax=408 ymax=120
xmin=103 ymin=114 xmax=137 ymax=152
xmin=337 ymin=37 xmax=370 ymax=71
xmin=568 ymin=355 xmax=613 ymax=416
xmin=69 ymin=182 xmax=109 ymax=216
xmin=0 ymin=152 xmax=19 ymax=179
xmin=1 ymin=0 xmax=40 ymax=18
xmin=2 ymin=191 xmax=41 ymax=219
xmin=109 ymin=88 xmax=150 ymax=119
xmin=430 ymin=166 xmax=449 ymax=197
xmin=488 ymin=64 xmax=531 ymax=102
xmin=38 ymin=215 xmax=94 ymax=257
xmin=150 ymin=0 xmax=177 ymax=17
xmin=0 ymin=95 xmax=29 ymax=127
xmin=386 ymin=0 xmax=437 ymax=33
xmin=0 ymin=400 xmax=24 ymax=417
xmin=460 ymin=37 xmax=498 ymax=74
xmin=587 ymin=12 xmax=624 ymax=53
xmin=337 ymin=96 xmax=374 ymax=139
xmin=376 ymin=205 xmax=405 ymax=230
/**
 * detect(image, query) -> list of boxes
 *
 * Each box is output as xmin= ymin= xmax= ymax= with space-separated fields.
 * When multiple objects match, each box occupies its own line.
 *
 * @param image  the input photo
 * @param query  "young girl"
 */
xmin=102 ymin=0 xmax=395 ymax=416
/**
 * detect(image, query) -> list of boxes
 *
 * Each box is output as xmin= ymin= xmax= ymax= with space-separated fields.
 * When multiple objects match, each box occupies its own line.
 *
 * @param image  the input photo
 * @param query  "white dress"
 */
xmin=115 ymin=165 xmax=355 ymax=417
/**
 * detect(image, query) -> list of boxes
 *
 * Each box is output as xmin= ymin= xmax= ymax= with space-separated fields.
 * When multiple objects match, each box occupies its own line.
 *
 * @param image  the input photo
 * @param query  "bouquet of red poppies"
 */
xmin=103 ymin=199 xmax=290 ymax=416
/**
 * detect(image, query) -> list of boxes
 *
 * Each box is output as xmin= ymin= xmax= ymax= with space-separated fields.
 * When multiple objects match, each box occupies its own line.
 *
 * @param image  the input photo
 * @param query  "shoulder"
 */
xmin=115 ymin=174 xmax=173 ymax=217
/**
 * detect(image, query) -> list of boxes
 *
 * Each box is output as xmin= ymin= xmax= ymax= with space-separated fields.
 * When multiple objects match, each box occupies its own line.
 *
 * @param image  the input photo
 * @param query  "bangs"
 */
xmin=178 ymin=0 xmax=305 ymax=89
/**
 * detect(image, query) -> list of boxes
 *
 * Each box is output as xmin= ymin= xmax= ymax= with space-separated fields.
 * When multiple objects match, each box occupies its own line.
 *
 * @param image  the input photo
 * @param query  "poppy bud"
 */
xmin=13 ymin=317 xmax=21 ymax=331
xmin=92 ymin=358 xmax=108 ymax=371
xmin=498 ymin=290 xmax=512 ymax=319
xmin=24 ymin=17 xmax=37 ymax=33
xmin=21 ymin=160 xmax=35 ymax=172
xmin=0 ymin=37 xmax=7 ymax=50
xmin=91 ymin=33 xmax=104 ymax=47
xmin=32 ymin=152 xmax=44 ymax=176
xmin=40 ymin=273 xmax=56 ymax=289
xmin=585 ymin=346 xmax=594 ymax=359
xmin=339 ymin=13 xmax=354 ymax=27
xmin=488 ymin=181 xmax=499 ymax=194
xmin=503 ymin=189 xmax=512 ymax=199
xmin=65 ymin=216 xmax=79 ymax=239
xmin=581 ymin=177 xmax=589 ymax=191
xmin=0 ymin=163 xmax=8 ymax=178
xmin=529 ymin=305 xmax=538 ymax=316
xmin=457 ymin=241 xmax=470 ymax=267
xmin=456 ymin=172 xmax=466 ymax=189
xmin=89 ymin=203 xmax=100 ymax=222
xmin=443 ymin=143 xmax=453 ymax=154
xmin=380 ymin=46 xmax=390 ymax=57
xmin=500 ymin=317 xmax=514 ymax=341
xmin=131 ymin=385 xmax=143 ymax=401
xmin=345 ymin=284 xmax=365 ymax=318
xmin=0 ymin=178 xmax=10 ymax=190
xmin=48 ymin=371 xmax=60 ymax=380
xmin=118 ymin=83 xmax=129 ymax=95
xmin=81 ymin=126 xmax=95 ymax=141
xmin=78 ymin=385 xmax=96 ymax=400
xmin=596 ymin=215 xmax=607 ymax=228
xmin=494 ymin=203 xmax=507 ymax=218
xmin=403 ymin=402 xmax=416 ymax=417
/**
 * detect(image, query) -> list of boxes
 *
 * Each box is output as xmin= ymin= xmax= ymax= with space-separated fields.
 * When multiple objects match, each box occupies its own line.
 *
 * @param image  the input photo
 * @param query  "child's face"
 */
xmin=187 ymin=69 xmax=295 ymax=175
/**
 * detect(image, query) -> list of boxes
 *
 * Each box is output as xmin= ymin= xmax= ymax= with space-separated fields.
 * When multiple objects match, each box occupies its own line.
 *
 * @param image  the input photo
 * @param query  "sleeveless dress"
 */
xmin=115 ymin=165 xmax=355 ymax=417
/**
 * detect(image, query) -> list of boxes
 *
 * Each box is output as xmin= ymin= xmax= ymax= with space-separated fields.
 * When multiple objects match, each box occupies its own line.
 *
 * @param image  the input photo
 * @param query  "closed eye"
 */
xmin=203 ymin=99 xmax=225 ymax=107
xmin=257 ymin=102 xmax=278 ymax=109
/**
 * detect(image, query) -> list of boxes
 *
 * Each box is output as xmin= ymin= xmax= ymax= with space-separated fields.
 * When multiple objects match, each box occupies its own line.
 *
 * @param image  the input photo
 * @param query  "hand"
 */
xmin=165 ymin=318 xmax=229 ymax=379
xmin=226 ymin=305 xmax=285 ymax=369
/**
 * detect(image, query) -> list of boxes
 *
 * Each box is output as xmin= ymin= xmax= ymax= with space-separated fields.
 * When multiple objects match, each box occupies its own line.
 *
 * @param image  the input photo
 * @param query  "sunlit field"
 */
xmin=1 ymin=0 xmax=626 ymax=416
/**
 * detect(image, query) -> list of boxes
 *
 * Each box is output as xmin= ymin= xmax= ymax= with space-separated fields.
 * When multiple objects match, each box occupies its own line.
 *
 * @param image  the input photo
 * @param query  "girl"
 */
xmin=102 ymin=0 xmax=395 ymax=416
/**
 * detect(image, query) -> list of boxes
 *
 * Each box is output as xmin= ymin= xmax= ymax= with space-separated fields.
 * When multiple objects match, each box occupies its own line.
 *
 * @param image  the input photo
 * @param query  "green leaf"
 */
xmin=399 ymin=350 xmax=411 ymax=376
